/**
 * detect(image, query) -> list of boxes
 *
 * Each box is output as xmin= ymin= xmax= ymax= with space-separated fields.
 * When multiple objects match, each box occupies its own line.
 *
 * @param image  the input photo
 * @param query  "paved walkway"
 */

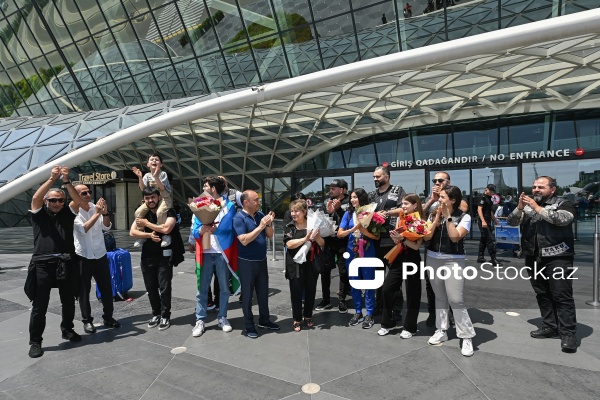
xmin=0 ymin=227 xmax=599 ymax=399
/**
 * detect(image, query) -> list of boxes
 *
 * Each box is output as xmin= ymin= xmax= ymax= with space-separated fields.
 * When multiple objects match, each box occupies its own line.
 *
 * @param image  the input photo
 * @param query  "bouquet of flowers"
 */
xmin=189 ymin=191 xmax=223 ymax=248
xmin=357 ymin=203 xmax=387 ymax=237
xmin=293 ymin=209 xmax=336 ymax=263
xmin=350 ymin=204 xmax=387 ymax=259
xmin=384 ymin=211 xmax=430 ymax=264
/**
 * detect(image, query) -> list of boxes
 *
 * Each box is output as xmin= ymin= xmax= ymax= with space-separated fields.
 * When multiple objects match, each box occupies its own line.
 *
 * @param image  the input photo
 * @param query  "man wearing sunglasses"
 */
xmin=423 ymin=172 xmax=468 ymax=215
xmin=28 ymin=165 xmax=83 ymax=358
xmin=70 ymin=185 xmax=121 ymax=335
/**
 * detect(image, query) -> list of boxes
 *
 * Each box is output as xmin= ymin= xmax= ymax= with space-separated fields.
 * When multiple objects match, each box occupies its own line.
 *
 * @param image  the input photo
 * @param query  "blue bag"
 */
xmin=97 ymin=248 xmax=133 ymax=300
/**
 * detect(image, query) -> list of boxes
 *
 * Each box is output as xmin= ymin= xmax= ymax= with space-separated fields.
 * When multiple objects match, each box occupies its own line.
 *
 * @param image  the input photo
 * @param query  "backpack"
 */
xmin=104 ymin=231 xmax=117 ymax=252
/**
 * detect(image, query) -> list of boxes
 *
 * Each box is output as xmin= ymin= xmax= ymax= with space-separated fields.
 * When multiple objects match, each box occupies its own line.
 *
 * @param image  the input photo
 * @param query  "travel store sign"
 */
xmin=76 ymin=171 xmax=118 ymax=185
xmin=388 ymin=148 xmax=574 ymax=169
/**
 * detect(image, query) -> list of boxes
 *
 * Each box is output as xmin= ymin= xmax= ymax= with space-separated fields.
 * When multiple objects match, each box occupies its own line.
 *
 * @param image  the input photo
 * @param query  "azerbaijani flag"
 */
xmin=194 ymin=199 xmax=240 ymax=295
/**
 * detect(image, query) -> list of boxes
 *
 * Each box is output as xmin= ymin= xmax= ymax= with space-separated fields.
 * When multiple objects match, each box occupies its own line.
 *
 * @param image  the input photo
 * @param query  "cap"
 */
xmin=486 ymin=184 xmax=497 ymax=192
xmin=329 ymin=179 xmax=348 ymax=190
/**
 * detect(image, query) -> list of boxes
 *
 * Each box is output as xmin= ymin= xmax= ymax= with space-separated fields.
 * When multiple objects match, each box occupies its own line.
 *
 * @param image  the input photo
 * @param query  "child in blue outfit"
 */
xmin=337 ymin=188 xmax=380 ymax=329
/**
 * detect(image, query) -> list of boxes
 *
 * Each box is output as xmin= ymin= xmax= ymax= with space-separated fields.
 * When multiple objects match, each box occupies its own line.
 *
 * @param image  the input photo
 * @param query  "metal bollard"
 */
xmin=586 ymin=214 xmax=600 ymax=307
xmin=271 ymin=223 xmax=278 ymax=261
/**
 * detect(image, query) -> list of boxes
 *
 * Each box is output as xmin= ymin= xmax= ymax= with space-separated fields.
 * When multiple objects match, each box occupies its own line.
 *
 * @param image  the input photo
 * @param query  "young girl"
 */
xmin=337 ymin=188 xmax=380 ymax=329
xmin=378 ymin=193 xmax=424 ymax=338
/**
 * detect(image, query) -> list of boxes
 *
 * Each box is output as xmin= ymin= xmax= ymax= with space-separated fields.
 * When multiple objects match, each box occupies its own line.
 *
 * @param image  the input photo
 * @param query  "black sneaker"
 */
xmin=349 ymin=313 xmax=364 ymax=326
xmin=362 ymin=315 xmax=375 ymax=329
xmin=258 ymin=321 xmax=280 ymax=330
xmin=315 ymin=301 xmax=333 ymax=311
xmin=148 ymin=316 xmax=160 ymax=328
xmin=561 ymin=333 xmax=577 ymax=353
xmin=61 ymin=329 xmax=82 ymax=342
xmin=530 ymin=326 xmax=559 ymax=339
xmin=28 ymin=343 xmax=43 ymax=358
xmin=103 ymin=317 xmax=121 ymax=329
xmin=338 ymin=299 xmax=348 ymax=313
xmin=158 ymin=318 xmax=171 ymax=331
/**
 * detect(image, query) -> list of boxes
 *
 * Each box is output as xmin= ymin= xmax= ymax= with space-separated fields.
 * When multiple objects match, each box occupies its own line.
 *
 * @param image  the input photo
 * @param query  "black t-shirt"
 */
xmin=478 ymin=195 xmax=493 ymax=224
xmin=31 ymin=205 xmax=76 ymax=256
xmin=369 ymin=185 xmax=406 ymax=247
xmin=323 ymin=194 xmax=350 ymax=253
xmin=141 ymin=208 xmax=177 ymax=258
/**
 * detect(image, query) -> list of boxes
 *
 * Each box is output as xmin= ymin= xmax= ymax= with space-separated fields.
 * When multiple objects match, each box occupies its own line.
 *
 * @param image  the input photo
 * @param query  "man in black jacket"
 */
xmin=507 ymin=176 xmax=577 ymax=353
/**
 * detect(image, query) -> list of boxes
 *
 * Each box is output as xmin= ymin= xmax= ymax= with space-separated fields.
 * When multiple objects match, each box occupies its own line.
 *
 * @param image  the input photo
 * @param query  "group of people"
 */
xmin=283 ymin=167 xmax=578 ymax=356
xmin=26 ymin=157 xmax=578 ymax=359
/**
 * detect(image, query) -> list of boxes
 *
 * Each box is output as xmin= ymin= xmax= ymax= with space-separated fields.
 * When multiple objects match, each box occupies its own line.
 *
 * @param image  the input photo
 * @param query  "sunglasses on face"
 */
xmin=47 ymin=198 xmax=65 ymax=203
xmin=432 ymin=178 xmax=447 ymax=184
xmin=79 ymin=191 xmax=91 ymax=196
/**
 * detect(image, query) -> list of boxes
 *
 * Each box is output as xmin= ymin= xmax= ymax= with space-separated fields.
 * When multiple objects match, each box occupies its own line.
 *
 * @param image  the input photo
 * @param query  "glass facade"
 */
xmin=0 ymin=0 xmax=596 ymax=118
xmin=1 ymin=0 xmax=600 ymax=227
xmin=265 ymin=108 xmax=600 ymax=240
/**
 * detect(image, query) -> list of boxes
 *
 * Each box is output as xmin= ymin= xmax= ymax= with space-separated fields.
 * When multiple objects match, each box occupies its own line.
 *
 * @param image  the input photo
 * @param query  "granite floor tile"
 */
xmin=442 ymin=347 xmax=600 ymax=400
xmin=320 ymin=346 xmax=487 ymax=400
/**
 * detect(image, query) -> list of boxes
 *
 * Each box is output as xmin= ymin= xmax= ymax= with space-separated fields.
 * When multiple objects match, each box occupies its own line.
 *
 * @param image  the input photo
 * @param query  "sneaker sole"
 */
xmin=192 ymin=331 xmax=204 ymax=337
xmin=378 ymin=330 xmax=389 ymax=336
xmin=362 ymin=323 xmax=374 ymax=329
xmin=158 ymin=325 xmax=171 ymax=331
xmin=349 ymin=318 xmax=364 ymax=326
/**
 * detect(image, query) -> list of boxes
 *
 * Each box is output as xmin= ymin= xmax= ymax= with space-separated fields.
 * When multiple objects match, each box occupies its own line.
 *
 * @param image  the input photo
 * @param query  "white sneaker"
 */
xmin=428 ymin=329 xmax=448 ymax=345
xmin=133 ymin=239 xmax=142 ymax=248
xmin=218 ymin=317 xmax=233 ymax=333
xmin=461 ymin=338 xmax=474 ymax=357
xmin=399 ymin=330 xmax=413 ymax=339
xmin=192 ymin=320 xmax=205 ymax=337
xmin=377 ymin=327 xmax=389 ymax=336
xmin=161 ymin=235 xmax=171 ymax=247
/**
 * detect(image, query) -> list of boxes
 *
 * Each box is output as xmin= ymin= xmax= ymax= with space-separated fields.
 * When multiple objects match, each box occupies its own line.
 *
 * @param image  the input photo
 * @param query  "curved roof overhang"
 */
xmin=1 ymin=9 xmax=600 ymax=204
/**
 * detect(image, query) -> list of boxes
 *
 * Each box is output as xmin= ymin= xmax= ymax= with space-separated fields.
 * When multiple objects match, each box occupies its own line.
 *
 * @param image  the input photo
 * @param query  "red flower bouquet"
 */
xmin=384 ymin=211 xmax=430 ymax=264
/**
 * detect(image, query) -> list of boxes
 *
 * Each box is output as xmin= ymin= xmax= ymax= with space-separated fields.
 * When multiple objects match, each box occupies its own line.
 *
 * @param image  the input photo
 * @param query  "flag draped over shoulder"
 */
xmin=194 ymin=199 xmax=240 ymax=295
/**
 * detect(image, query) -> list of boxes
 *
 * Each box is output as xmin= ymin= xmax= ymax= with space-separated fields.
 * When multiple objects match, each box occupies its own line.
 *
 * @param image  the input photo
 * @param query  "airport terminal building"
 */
xmin=0 ymin=0 xmax=599 ymax=229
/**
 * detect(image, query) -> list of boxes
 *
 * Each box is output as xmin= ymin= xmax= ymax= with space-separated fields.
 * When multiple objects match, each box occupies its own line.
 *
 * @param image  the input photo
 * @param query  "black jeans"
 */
xmin=141 ymin=256 xmax=173 ymax=319
xmin=375 ymin=246 xmax=403 ymax=312
xmin=289 ymin=265 xmax=319 ymax=322
xmin=238 ymin=258 xmax=271 ymax=329
xmin=29 ymin=262 xmax=76 ymax=344
xmin=78 ymin=255 xmax=114 ymax=323
xmin=526 ymin=256 xmax=577 ymax=335
xmin=381 ymin=262 xmax=422 ymax=332
xmin=478 ymin=221 xmax=497 ymax=258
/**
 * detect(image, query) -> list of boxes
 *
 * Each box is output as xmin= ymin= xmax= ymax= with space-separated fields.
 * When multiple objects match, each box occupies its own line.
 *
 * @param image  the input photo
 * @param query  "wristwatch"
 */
xmin=447 ymin=217 xmax=453 ymax=222
xmin=60 ymin=181 xmax=71 ymax=189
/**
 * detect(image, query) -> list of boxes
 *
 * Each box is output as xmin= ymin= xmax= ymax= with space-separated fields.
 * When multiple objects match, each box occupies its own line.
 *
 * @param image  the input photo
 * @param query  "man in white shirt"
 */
xmin=70 ymin=185 xmax=121 ymax=334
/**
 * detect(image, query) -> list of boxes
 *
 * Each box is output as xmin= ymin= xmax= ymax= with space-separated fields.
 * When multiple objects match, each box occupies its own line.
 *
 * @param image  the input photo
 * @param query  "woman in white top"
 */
xmin=423 ymin=185 xmax=475 ymax=357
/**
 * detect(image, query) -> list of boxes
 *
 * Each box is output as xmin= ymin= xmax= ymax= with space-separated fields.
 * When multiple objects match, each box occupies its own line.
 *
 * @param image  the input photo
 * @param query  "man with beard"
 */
xmin=315 ymin=179 xmax=350 ymax=313
xmin=507 ymin=176 xmax=577 ymax=353
xmin=130 ymin=187 xmax=177 ymax=331
xmin=369 ymin=166 xmax=406 ymax=322
xmin=477 ymin=184 xmax=501 ymax=265
xmin=423 ymin=171 xmax=468 ymax=216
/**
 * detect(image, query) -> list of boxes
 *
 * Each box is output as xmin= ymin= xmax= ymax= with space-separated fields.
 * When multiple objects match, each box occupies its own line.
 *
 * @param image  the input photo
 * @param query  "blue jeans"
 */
xmin=195 ymin=253 xmax=231 ymax=321
xmin=349 ymin=261 xmax=376 ymax=315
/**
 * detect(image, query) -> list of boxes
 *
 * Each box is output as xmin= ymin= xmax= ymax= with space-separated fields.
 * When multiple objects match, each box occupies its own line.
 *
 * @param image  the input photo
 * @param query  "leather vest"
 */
xmin=427 ymin=210 xmax=467 ymax=255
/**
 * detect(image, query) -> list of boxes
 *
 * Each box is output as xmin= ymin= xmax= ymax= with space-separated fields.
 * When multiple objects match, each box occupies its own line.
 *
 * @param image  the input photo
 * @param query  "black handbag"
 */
xmin=311 ymin=244 xmax=325 ymax=274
